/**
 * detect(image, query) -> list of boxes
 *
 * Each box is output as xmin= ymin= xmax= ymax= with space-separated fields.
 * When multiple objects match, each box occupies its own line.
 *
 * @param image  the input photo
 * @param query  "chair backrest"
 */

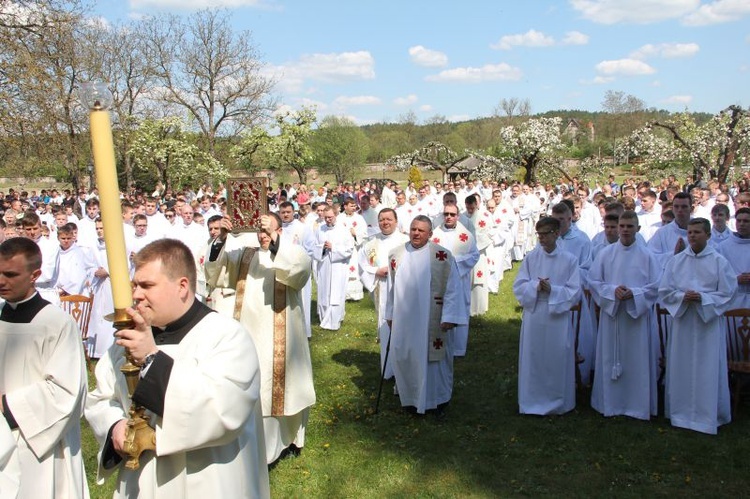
xmin=59 ymin=294 xmax=94 ymax=339
xmin=725 ymin=308 xmax=750 ymax=364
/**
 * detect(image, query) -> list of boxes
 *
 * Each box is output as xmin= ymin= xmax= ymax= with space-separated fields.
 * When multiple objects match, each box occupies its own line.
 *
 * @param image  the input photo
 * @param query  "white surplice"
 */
xmin=337 ymin=212 xmax=367 ymax=301
xmin=85 ymin=311 xmax=270 ymax=498
xmin=647 ymin=221 xmax=688 ymax=268
xmin=0 ymin=301 xmax=89 ymax=499
xmin=658 ymin=245 xmax=738 ymax=434
xmin=281 ymin=219 xmax=315 ymax=338
xmin=88 ymin=238 xmax=118 ymax=359
xmin=717 ymin=232 xmax=750 ymax=309
xmin=431 ymin=222 xmax=480 ymax=357
xmin=589 ymin=240 xmax=661 ymax=420
xmin=311 ymin=223 xmax=354 ymax=330
xmin=384 ymin=242 xmax=465 ymax=414
xmin=513 ymin=245 xmax=581 ymax=415
xmin=358 ymin=230 xmax=409 ymax=379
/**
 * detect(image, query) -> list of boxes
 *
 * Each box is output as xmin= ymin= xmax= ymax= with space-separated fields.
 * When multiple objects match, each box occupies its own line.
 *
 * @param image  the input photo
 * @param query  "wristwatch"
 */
xmin=140 ymin=352 xmax=158 ymax=370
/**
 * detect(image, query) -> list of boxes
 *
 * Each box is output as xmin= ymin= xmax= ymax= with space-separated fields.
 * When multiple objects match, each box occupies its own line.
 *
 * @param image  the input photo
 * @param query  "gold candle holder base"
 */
xmin=114 ymin=308 xmax=156 ymax=470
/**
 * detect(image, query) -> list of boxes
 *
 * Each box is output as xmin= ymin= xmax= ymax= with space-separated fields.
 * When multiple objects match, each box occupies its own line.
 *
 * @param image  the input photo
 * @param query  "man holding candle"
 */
xmin=85 ymin=238 xmax=270 ymax=497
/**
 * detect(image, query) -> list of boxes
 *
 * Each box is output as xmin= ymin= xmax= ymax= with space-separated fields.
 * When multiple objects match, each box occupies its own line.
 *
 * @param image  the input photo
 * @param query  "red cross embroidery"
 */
xmin=390 ymin=258 xmax=397 ymax=270
xmin=502 ymin=209 xmax=507 ymax=214
xmin=352 ymin=221 xmax=357 ymax=227
xmin=476 ymin=270 xmax=483 ymax=278
xmin=479 ymin=220 xmax=486 ymax=228
xmin=433 ymin=338 xmax=443 ymax=350
xmin=433 ymin=237 xmax=440 ymax=244
xmin=436 ymin=251 xmax=448 ymax=261
xmin=418 ymin=207 xmax=422 ymax=212
xmin=459 ymin=233 xmax=469 ymax=242
xmin=495 ymin=218 xmax=501 ymax=224
xmin=349 ymin=265 xmax=355 ymax=272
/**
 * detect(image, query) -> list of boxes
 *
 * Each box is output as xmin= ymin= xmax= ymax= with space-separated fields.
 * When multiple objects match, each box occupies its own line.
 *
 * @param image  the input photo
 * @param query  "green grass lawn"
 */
xmin=84 ymin=264 xmax=750 ymax=498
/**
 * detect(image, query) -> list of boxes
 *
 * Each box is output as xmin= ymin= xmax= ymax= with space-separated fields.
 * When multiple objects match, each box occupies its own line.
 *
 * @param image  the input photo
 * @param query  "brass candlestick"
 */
xmin=113 ymin=309 xmax=156 ymax=470
xmin=80 ymin=82 xmax=155 ymax=469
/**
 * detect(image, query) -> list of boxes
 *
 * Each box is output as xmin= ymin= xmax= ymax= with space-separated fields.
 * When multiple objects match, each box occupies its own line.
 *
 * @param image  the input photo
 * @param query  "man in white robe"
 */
xmin=385 ymin=215 xmax=464 ymax=415
xmin=85 ymin=239 xmax=270 ymax=498
xmin=88 ymin=219 xmax=120 ymax=359
xmin=589 ymin=211 xmax=661 ymax=420
xmin=513 ymin=217 xmax=581 ymax=415
xmin=216 ymin=214 xmax=316 ymax=465
xmin=551 ymin=201 xmax=596 ymax=385
xmin=648 ymin=192 xmax=693 ymax=268
xmin=658 ymin=218 xmax=737 ymax=434
xmin=278 ymin=202 xmax=315 ymax=338
xmin=465 ymin=195 xmax=491 ymax=316
xmin=358 ymin=208 xmax=408 ymax=379
xmin=338 ymin=199 xmax=367 ymax=301
xmin=717 ymin=207 xmax=750 ymax=309
xmin=20 ymin=212 xmax=60 ymax=306
xmin=55 ymin=223 xmax=96 ymax=296
xmin=0 ymin=237 xmax=89 ymax=498
xmin=431 ymin=203 xmax=480 ymax=357
xmin=311 ymin=206 xmax=354 ymax=330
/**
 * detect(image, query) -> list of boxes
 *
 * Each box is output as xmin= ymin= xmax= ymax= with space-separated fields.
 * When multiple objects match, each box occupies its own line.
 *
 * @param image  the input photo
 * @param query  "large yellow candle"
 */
xmin=83 ymin=83 xmax=132 ymax=314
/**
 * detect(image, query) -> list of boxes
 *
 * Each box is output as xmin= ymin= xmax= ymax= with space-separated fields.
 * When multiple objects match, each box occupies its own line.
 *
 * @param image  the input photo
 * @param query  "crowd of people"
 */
xmin=0 ymin=168 xmax=748 ymax=497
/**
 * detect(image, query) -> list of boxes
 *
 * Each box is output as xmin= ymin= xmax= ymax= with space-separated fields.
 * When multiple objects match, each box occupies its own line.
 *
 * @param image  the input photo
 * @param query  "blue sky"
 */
xmin=94 ymin=0 xmax=750 ymax=124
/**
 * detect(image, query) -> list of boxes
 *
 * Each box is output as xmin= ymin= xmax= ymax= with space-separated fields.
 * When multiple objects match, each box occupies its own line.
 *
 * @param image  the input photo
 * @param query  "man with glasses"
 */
xmin=513 ymin=217 xmax=581 ymax=415
xmin=431 ymin=203 xmax=479 ymax=357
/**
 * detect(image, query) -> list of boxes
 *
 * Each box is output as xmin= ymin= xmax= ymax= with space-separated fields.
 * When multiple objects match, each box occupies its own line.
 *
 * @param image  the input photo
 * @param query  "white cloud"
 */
xmin=332 ymin=95 xmax=381 ymax=106
xmin=419 ymin=104 xmax=433 ymax=112
xmin=491 ymin=29 xmax=555 ymax=50
xmin=130 ymin=0 xmax=263 ymax=8
xmin=269 ymin=51 xmax=376 ymax=93
xmin=570 ymin=0 xmax=699 ymax=24
xmin=630 ymin=42 xmax=700 ymax=59
xmin=561 ymin=31 xmax=590 ymax=45
xmin=595 ymin=58 xmax=656 ymax=76
xmin=425 ymin=63 xmax=523 ymax=83
xmin=583 ymin=76 xmax=616 ymax=84
xmin=662 ymin=95 xmax=693 ymax=104
xmin=394 ymin=94 xmax=418 ymax=106
xmin=681 ymin=0 xmax=750 ymax=26
xmin=408 ymin=46 xmax=448 ymax=67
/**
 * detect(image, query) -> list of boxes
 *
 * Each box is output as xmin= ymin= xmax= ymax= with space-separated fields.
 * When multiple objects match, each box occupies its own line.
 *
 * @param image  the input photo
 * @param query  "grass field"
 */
xmin=83 ymin=264 xmax=749 ymax=498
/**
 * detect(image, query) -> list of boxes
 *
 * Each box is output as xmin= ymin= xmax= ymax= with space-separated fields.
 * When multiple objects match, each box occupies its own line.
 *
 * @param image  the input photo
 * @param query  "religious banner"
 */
xmin=227 ymin=177 xmax=269 ymax=233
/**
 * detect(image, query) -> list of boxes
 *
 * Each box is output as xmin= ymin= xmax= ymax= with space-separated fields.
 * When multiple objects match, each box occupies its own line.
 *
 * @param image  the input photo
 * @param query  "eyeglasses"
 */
xmin=443 ymin=212 xmax=458 ymax=217
xmin=165 ymin=214 xmax=174 ymax=219
xmin=536 ymin=230 xmax=557 ymax=237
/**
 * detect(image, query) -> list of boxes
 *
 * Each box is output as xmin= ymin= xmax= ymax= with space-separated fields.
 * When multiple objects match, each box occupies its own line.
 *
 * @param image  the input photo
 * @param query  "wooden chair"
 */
xmin=59 ymin=294 xmax=94 ymax=371
xmin=655 ymin=303 xmax=671 ymax=416
xmin=724 ymin=308 xmax=750 ymax=416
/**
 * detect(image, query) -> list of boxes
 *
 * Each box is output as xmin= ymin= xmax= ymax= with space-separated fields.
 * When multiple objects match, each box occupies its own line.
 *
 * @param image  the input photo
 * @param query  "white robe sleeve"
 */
xmin=513 ymin=257 xmax=541 ymax=313
xmin=440 ymin=257 xmax=467 ymax=325
xmin=273 ymin=244 xmax=312 ymax=291
xmin=358 ymin=245 xmax=378 ymax=293
xmin=5 ymin=318 xmax=87 ymax=459
xmin=156 ymin=322 xmax=261 ymax=456
xmin=547 ymin=257 xmax=581 ymax=315
xmin=0 ymin=418 xmax=20 ymax=499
